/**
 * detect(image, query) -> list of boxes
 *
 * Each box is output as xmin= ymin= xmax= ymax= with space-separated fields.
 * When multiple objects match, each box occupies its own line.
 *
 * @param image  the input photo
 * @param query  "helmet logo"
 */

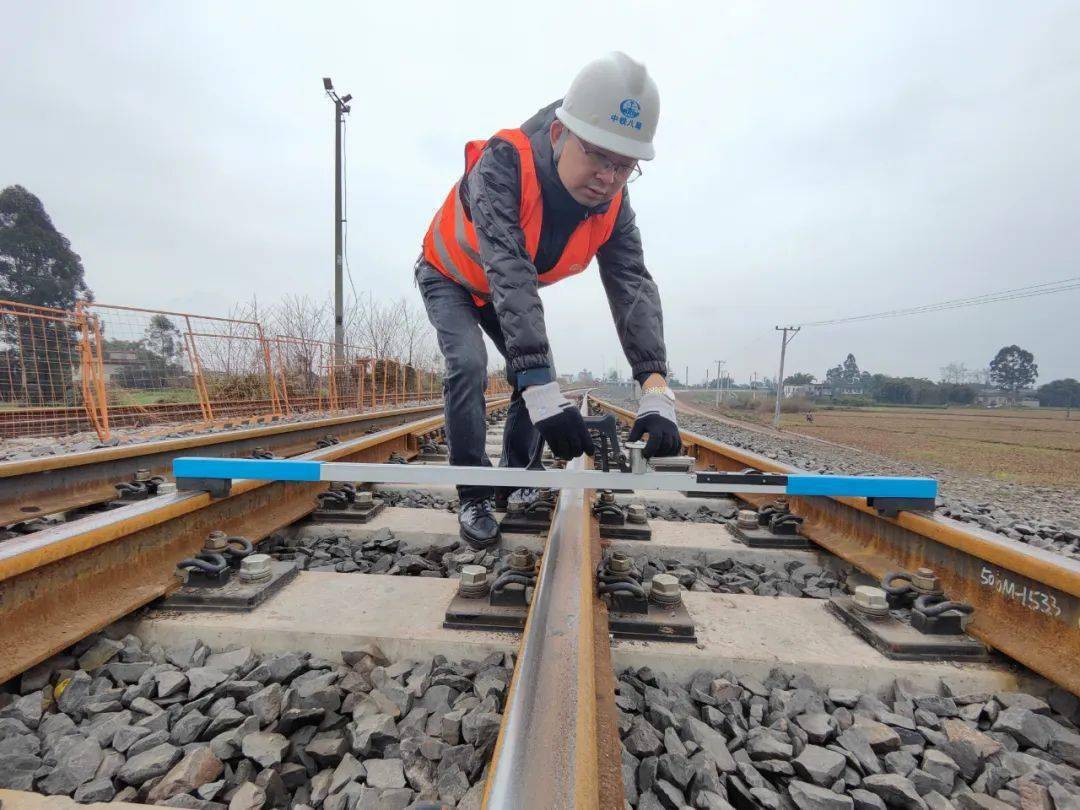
xmin=619 ymin=99 xmax=641 ymax=119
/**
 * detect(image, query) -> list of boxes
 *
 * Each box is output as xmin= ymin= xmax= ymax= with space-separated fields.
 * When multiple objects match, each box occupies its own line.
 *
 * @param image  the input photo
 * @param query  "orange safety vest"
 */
xmin=423 ymin=128 xmax=623 ymax=307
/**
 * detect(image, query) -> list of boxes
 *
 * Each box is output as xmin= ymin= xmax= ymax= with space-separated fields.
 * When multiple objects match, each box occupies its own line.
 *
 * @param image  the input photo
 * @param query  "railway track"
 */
xmin=0 ymin=396 xmax=422 ymax=440
xmin=1 ymin=392 xmax=1078 ymax=808
xmin=0 ymin=400 xmax=450 ymax=528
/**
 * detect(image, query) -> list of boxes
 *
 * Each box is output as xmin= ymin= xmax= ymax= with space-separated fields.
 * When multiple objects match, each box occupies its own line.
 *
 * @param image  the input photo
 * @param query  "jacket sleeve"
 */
xmin=596 ymin=192 xmax=669 ymax=380
xmin=464 ymin=139 xmax=555 ymax=387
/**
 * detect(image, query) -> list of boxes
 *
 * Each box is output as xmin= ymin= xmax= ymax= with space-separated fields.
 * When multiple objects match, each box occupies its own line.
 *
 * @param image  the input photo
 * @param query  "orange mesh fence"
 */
xmin=271 ymin=337 xmax=444 ymax=414
xmin=0 ymin=300 xmax=510 ymax=443
xmin=486 ymin=372 xmax=511 ymax=397
xmin=0 ymin=301 xmax=107 ymax=440
xmin=82 ymin=303 xmax=279 ymax=430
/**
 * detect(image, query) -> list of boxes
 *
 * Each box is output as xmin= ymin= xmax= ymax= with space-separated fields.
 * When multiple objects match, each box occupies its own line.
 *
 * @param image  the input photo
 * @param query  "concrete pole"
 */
xmin=714 ymin=360 xmax=722 ymax=407
xmin=773 ymin=326 xmax=800 ymax=429
xmin=333 ymin=100 xmax=344 ymax=366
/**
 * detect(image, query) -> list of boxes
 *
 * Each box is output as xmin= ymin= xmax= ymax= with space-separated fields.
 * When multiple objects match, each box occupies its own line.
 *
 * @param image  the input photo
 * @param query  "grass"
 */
xmin=109 ymin=388 xmax=201 ymax=407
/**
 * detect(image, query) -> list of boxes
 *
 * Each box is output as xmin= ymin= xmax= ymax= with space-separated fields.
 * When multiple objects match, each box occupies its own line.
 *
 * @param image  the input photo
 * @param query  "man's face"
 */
xmin=550 ymin=121 xmax=639 ymax=207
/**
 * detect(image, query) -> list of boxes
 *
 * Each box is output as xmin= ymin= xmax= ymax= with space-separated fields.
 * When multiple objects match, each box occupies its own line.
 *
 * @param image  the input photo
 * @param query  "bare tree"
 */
xmin=940 ymin=362 xmax=969 ymax=384
xmin=271 ymin=294 xmax=330 ymax=346
xmin=193 ymin=299 xmax=265 ymax=377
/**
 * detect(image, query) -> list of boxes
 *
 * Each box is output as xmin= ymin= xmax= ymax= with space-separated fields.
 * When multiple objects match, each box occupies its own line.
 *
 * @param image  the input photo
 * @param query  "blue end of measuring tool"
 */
xmin=172 ymin=457 xmax=323 ymax=483
xmin=785 ymin=474 xmax=937 ymax=500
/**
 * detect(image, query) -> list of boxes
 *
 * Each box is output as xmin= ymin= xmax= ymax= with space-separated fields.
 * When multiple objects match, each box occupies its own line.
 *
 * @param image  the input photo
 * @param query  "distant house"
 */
xmin=102 ymin=349 xmax=142 ymax=381
xmin=975 ymin=389 xmax=1039 ymax=408
xmin=783 ymin=384 xmax=812 ymax=397
xmin=806 ymin=382 xmax=863 ymax=399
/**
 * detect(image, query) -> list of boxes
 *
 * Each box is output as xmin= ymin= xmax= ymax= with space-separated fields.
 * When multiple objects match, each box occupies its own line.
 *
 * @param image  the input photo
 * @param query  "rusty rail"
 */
xmin=0 ymin=400 xmax=448 ymax=527
xmin=590 ymin=395 xmax=1080 ymax=695
xmin=0 ymin=398 xmax=510 ymax=685
xmin=484 ymin=394 xmax=623 ymax=810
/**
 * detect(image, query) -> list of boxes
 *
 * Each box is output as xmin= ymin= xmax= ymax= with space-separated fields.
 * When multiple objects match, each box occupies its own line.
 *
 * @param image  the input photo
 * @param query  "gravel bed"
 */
xmin=597 ymin=392 xmax=1080 ymax=561
xmin=372 ymin=487 xmax=738 ymax=526
xmin=265 ymin=528 xmax=503 ymax=578
xmin=617 ymin=665 xmax=1080 ymax=810
xmin=0 ymin=632 xmax=509 ymax=807
xmin=266 ymin=527 xmax=845 ymax=600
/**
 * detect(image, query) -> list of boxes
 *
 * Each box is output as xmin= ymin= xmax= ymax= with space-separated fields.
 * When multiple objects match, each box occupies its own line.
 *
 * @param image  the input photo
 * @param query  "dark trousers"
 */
xmin=416 ymin=262 xmax=538 ymax=502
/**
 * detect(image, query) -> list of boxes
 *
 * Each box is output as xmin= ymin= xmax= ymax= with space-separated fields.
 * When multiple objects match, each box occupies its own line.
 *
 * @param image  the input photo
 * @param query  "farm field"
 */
xmin=677 ymin=394 xmax=1080 ymax=489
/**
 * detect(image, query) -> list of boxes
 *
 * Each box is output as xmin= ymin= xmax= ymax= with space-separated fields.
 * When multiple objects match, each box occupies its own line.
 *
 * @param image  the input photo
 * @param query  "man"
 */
xmin=416 ymin=52 xmax=680 ymax=549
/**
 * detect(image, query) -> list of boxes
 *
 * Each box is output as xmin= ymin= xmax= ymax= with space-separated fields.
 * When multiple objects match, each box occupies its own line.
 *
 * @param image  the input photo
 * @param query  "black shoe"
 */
xmin=459 ymin=497 xmax=501 ymax=549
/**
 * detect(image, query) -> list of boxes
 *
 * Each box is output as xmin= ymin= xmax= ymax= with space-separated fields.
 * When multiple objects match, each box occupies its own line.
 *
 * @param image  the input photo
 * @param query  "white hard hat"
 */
xmin=555 ymin=52 xmax=659 ymax=161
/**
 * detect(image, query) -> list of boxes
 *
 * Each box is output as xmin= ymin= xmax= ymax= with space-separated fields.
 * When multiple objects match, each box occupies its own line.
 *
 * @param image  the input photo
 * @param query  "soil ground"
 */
xmin=677 ymin=393 xmax=1080 ymax=489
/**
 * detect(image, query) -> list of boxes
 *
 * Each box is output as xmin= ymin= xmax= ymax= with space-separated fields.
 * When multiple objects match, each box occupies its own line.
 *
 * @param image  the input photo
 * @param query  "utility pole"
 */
xmin=773 ymin=326 xmax=800 ymax=429
xmin=714 ymin=360 xmax=725 ymax=407
xmin=324 ymin=78 xmax=352 ymax=365
xmin=684 ymin=364 xmax=688 ymax=390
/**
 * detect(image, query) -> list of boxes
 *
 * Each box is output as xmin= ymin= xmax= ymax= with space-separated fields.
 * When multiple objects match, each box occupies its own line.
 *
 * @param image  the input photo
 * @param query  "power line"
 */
xmin=800 ymin=276 xmax=1080 ymax=328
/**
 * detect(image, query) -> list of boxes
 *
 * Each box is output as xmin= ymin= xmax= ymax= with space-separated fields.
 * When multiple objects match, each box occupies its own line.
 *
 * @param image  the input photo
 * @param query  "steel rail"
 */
xmin=484 ymin=396 xmax=623 ymax=810
xmin=0 ymin=401 xmax=449 ymax=526
xmin=590 ymin=395 xmax=1080 ymax=695
xmin=0 ymin=398 xmax=510 ymax=685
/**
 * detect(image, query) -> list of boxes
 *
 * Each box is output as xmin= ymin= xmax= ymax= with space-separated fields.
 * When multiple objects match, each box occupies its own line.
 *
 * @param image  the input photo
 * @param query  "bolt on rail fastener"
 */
xmin=508 ymin=547 xmax=536 ymax=573
xmin=911 ymin=567 xmax=942 ymax=594
xmin=608 ymin=553 xmax=633 ymax=574
xmin=458 ymin=564 xmax=489 ymax=598
xmin=736 ymin=509 xmax=759 ymax=530
xmin=239 ymin=553 xmax=273 ymax=583
xmin=853 ymin=585 xmax=890 ymax=618
xmin=649 ymin=573 xmax=682 ymax=607
xmin=203 ymin=530 xmax=228 ymax=552
xmin=627 ymin=503 xmax=647 ymax=524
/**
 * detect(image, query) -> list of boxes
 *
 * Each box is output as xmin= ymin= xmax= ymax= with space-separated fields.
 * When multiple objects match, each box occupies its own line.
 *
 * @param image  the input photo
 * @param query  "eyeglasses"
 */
xmin=572 ymin=134 xmax=642 ymax=183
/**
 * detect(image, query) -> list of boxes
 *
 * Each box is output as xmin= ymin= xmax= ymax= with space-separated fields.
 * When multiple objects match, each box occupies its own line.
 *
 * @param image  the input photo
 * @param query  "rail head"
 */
xmin=0 ymin=403 xmax=514 ymax=581
xmin=588 ymin=392 xmax=1080 ymax=695
xmin=588 ymin=393 xmax=1080 ymax=599
xmin=484 ymin=393 xmax=619 ymax=810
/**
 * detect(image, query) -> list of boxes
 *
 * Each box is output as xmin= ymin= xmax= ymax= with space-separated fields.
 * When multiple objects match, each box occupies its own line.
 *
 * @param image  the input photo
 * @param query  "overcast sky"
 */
xmin=3 ymin=1 xmax=1078 ymax=385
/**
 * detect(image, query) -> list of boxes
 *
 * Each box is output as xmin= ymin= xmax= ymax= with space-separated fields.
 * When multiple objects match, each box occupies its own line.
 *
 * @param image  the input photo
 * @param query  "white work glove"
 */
xmin=629 ymin=388 xmax=681 ymax=458
xmin=522 ymin=382 xmax=596 ymax=460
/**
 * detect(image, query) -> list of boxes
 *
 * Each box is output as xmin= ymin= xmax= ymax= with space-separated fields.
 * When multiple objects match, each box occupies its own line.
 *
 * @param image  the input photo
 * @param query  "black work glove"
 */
xmin=522 ymin=382 xmax=596 ymax=460
xmin=629 ymin=389 xmax=681 ymax=458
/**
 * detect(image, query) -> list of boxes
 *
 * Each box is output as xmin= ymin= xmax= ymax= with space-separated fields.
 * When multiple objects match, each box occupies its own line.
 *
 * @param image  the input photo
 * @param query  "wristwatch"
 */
xmin=641 ymin=384 xmax=676 ymax=402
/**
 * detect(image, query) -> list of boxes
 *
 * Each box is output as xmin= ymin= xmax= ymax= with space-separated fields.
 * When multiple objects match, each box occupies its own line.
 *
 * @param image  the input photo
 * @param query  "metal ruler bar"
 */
xmin=173 ymin=457 xmax=937 ymax=500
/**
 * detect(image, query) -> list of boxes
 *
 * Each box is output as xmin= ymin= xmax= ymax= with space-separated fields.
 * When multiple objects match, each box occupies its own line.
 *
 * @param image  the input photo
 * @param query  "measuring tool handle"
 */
xmin=526 ymin=413 xmax=621 ymax=470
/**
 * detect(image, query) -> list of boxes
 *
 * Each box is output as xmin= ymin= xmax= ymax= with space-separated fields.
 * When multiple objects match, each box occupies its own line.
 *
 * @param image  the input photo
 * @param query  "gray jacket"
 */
xmin=425 ymin=101 xmax=668 ymax=388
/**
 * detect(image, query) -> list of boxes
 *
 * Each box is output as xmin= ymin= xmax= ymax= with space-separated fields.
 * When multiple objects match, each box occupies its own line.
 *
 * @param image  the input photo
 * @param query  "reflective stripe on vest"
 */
xmin=429 ymin=183 xmax=488 ymax=301
xmin=422 ymin=128 xmax=622 ymax=305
